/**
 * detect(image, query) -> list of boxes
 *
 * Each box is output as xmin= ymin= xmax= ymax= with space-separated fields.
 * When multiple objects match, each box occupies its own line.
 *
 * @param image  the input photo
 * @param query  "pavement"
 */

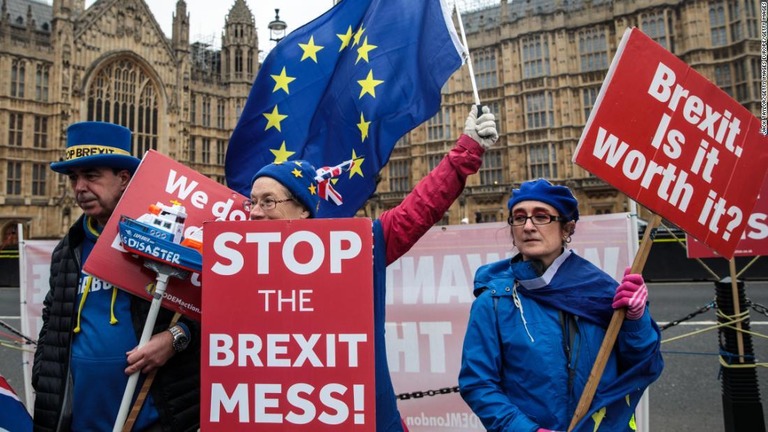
xmin=2 ymin=282 xmax=768 ymax=431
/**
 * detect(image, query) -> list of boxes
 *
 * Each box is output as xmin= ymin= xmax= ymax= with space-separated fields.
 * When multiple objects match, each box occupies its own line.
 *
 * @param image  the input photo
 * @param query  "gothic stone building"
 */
xmin=0 ymin=0 xmax=764 ymax=243
xmin=369 ymin=0 xmax=764 ymax=226
xmin=0 ymin=0 xmax=257 ymax=243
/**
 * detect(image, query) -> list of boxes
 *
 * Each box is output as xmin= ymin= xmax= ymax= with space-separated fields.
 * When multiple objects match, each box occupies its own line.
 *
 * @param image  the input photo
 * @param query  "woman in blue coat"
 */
xmin=459 ymin=179 xmax=663 ymax=432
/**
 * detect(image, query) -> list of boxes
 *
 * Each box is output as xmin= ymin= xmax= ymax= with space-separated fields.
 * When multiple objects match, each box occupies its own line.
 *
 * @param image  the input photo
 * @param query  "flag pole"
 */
xmin=121 ymin=312 xmax=182 ymax=432
xmin=568 ymin=213 xmax=662 ymax=431
xmin=454 ymin=4 xmax=481 ymax=106
xmin=113 ymin=262 xmax=188 ymax=432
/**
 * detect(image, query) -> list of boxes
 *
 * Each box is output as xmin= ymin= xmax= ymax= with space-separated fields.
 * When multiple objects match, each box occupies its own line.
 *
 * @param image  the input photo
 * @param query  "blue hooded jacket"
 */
xmin=459 ymin=250 xmax=663 ymax=431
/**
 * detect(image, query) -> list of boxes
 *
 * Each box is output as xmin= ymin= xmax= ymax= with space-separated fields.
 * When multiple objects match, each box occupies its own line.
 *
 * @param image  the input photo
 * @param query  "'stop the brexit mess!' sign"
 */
xmin=574 ymin=28 xmax=768 ymax=259
xmin=200 ymin=218 xmax=376 ymax=431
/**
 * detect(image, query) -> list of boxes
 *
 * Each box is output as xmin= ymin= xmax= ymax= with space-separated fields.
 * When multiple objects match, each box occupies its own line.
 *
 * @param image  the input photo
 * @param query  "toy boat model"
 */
xmin=118 ymin=201 xmax=203 ymax=273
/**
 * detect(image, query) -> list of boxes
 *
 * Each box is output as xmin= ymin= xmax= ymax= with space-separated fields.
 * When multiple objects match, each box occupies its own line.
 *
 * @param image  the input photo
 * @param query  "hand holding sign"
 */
xmin=570 ymin=27 xmax=768 ymax=430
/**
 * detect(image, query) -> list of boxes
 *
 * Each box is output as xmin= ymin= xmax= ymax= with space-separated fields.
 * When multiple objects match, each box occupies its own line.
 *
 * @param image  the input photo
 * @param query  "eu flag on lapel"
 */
xmin=225 ymin=0 xmax=464 ymax=217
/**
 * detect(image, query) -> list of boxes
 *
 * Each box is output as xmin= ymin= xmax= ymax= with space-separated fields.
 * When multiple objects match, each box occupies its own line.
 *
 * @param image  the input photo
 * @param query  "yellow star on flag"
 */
xmin=263 ymin=106 xmax=288 ymax=132
xmin=271 ymin=67 xmax=296 ymax=94
xmin=308 ymin=183 xmax=317 ymax=195
xmin=291 ymin=167 xmax=303 ymax=177
xmin=299 ymin=35 xmax=324 ymax=63
xmin=358 ymin=70 xmax=384 ymax=98
xmin=337 ymin=26 xmax=353 ymax=51
xmin=349 ymin=150 xmax=364 ymax=178
xmin=356 ymin=37 xmax=378 ymax=64
xmin=352 ymin=25 xmax=365 ymax=46
xmin=270 ymin=141 xmax=294 ymax=163
xmin=357 ymin=112 xmax=371 ymax=141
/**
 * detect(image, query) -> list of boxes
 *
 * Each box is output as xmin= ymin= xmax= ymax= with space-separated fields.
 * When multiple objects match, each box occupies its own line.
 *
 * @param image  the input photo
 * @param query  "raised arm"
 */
xmin=379 ymin=106 xmax=498 ymax=264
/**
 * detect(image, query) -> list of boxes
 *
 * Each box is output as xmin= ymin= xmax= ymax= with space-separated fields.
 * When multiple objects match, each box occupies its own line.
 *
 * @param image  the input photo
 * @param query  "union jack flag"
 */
xmin=315 ymin=158 xmax=358 ymax=205
xmin=0 ymin=373 xmax=32 ymax=432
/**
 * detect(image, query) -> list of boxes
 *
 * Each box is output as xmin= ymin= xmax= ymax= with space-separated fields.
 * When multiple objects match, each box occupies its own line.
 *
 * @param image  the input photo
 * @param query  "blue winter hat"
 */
xmin=251 ymin=160 xmax=321 ymax=218
xmin=507 ymin=178 xmax=579 ymax=222
xmin=50 ymin=122 xmax=140 ymax=174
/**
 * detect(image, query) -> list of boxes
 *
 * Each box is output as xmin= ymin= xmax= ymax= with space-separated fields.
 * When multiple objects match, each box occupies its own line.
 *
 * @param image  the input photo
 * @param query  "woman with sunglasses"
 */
xmin=459 ymin=179 xmax=664 ymax=432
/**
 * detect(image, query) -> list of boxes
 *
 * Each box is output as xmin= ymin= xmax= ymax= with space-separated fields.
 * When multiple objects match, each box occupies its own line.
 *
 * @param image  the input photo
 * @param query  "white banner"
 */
xmin=18 ymin=231 xmax=58 ymax=412
xmin=387 ymin=214 xmax=635 ymax=431
xmin=20 ymin=214 xmax=635 ymax=428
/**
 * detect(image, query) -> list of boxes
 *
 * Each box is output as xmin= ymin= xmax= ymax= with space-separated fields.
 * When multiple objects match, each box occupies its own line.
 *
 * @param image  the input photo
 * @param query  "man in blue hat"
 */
xmin=33 ymin=122 xmax=200 ymax=432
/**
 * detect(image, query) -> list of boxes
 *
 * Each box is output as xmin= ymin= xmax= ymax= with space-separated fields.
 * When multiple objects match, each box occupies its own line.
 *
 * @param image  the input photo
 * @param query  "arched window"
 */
xmin=11 ymin=60 xmax=25 ymax=98
xmin=235 ymin=48 xmax=243 ymax=77
xmin=1 ymin=222 xmax=19 ymax=248
xmin=87 ymin=58 xmax=160 ymax=158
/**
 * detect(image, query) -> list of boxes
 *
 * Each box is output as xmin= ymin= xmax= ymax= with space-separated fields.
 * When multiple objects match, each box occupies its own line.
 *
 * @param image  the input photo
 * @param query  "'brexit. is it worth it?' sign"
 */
xmin=574 ymin=27 xmax=768 ymax=259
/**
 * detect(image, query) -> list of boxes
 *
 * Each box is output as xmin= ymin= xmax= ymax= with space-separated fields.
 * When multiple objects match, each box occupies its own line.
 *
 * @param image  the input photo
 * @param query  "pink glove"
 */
xmin=537 ymin=429 xmax=563 ymax=432
xmin=612 ymin=267 xmax=648 ymax=320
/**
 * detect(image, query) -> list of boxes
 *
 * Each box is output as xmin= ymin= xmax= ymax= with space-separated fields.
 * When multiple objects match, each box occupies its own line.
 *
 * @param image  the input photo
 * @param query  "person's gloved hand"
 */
xmin=464 ymin=105 xmax=498 ymax=149
xmin=612 ymin=267 xmax=648 ymax=320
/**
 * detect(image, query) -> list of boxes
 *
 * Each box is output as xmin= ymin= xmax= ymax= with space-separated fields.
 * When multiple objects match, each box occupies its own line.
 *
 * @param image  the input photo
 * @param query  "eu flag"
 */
xmin=225 ymin=0 xmax=464 ymax=217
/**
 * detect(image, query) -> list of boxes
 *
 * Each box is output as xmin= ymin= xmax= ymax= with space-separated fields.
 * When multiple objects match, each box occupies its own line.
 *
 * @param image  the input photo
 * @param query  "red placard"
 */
xmin=574 ymin=28 xmax=768 ymax=259
xmin=687 ymin=174 xmax=768 ymax=258
xmin=83 ymin=150 xmax=248 ymax=320
xmin=200 ymin=218 xmax=375 ymax=431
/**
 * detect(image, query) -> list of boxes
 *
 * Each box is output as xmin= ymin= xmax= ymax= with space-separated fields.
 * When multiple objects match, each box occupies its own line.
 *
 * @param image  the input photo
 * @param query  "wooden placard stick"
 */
xmin=567 ymin=213 xmax=662 ymax=431
xmin=122 ymin=312 xmax=182 ymax=432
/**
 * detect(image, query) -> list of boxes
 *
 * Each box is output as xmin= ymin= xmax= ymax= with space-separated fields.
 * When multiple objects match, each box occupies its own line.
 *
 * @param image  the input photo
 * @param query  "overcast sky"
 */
xmin=74 ymin=0 xmax=336 ymax=50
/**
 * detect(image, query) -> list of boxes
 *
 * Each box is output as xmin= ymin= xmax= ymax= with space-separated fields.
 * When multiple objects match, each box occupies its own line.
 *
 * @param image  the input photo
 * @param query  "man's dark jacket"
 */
xmin=32 ymin=215 xmax=200 ymax=432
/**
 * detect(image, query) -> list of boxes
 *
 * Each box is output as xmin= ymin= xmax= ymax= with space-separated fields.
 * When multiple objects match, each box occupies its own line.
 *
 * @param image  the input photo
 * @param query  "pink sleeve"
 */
xmin=379 ymin=134 xmax=485 ymax=265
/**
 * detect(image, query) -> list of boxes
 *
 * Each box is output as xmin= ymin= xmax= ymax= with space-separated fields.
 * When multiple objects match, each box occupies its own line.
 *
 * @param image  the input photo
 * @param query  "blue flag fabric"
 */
xmin=226 ymin=0 xmax=464 ymax=217
xmin=0 ymin=374 xmax=32 ymax=432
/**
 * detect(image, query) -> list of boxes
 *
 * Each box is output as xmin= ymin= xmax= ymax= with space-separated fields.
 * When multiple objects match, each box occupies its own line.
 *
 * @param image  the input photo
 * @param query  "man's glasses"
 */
xmin=508 ymin=213 xmax=564 ymax=226
xmin=243 ymin=197 xmax=294 ymax=212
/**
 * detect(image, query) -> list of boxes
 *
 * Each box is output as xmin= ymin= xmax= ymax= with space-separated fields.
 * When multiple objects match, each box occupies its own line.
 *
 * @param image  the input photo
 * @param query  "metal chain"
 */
xmin=397 ymin=386 xmax=460 ymax=400
xmin=396 ymin=298 xmax=765 ymax=400
xmin=660 ymin=299 xmax=716 ymax=331
xmin=747 ymin=299 xmax=768 ymax=318
xmin=0 ymin=319 xmax=37 ymax=345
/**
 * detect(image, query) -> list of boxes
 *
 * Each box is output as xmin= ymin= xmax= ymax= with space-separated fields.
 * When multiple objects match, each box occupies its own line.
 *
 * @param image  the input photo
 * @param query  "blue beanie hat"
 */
xmin=507 ymin=178 xmax=579 ymax=222
xmin=50 ymin=122 xmax=141 ymax=174
xmin=251 ymin=160 xmax=320 ymax=218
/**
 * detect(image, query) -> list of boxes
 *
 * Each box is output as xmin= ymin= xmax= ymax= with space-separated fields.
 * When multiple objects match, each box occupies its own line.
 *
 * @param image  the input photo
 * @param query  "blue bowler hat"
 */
xmin=507 ymin=178 xmax=580 ymax=222
xmin=50 ymin=121 xmax=141 ymax=174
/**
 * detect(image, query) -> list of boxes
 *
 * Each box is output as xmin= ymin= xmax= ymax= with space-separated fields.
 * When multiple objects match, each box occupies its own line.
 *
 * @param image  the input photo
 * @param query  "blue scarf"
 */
xmin=483 ymin=250 xmax=664 ymax=431
xmin=510 ymin=251 xmax=617 ymax=328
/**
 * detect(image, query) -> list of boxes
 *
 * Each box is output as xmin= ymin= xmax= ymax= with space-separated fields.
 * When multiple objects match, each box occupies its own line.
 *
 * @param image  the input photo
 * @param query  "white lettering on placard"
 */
xmin=209 ymin=333 xmax=366 ymax=367
xmin=210 ymin=230 xmax=363 ymax=276
xmin=746 ymin=212 xmax=768 ymax=240
xmin=209 ymin=382 xmax=366 ymax=425
xmin=647 ymin=62 xmax=744 ymax=157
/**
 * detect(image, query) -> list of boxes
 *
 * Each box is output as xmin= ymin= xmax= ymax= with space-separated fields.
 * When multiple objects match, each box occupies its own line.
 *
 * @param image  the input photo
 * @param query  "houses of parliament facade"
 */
xmin=0 ymin=0 xmax=764 ymax=242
